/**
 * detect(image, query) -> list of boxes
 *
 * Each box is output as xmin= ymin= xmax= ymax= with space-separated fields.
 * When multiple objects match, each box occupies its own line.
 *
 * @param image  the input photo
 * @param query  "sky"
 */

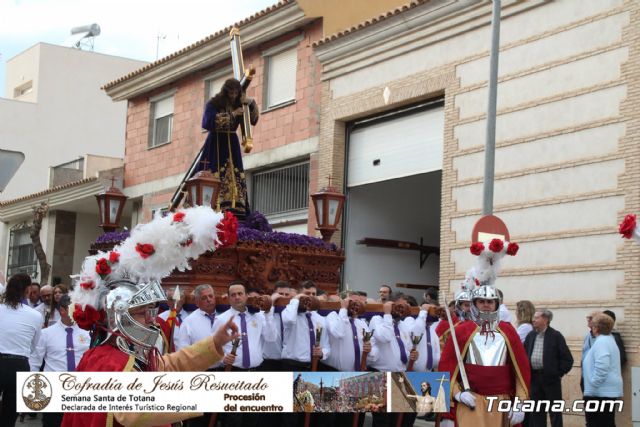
xmin=0 ymin=0 xmax=278 ymax=97
xmin=297 ymin=372 xmax=369 ymax=388
xmin=405 ymin=372 xmax=449 ymax=398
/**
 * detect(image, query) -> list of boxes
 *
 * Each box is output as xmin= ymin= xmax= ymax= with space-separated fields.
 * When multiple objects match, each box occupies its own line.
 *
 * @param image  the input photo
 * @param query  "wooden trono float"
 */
xmin=92 ymin=238 xmax=345 ymax=298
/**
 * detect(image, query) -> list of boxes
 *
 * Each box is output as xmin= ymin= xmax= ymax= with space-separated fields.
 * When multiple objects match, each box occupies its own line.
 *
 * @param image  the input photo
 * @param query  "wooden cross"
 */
xmin=200 ymin=158 xmax=210 ymax=171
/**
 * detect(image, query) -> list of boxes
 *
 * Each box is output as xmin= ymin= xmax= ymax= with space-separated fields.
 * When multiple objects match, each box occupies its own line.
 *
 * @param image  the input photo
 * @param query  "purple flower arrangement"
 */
xmin=95 ymin=230 xmax=130 ymax=244
xmin=92 ymin=211 xmax=337 ymax=251
xmin=239 ymin=211 xmax=337 ymax=251
xmin=243 ymin=211 xmax=273 ymax=232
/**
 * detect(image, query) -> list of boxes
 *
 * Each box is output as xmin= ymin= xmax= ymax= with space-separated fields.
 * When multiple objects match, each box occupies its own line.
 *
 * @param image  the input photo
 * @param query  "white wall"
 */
xmin=72 ymin=212 xmax=103 ymax=274
xmin=0 ymin=43 xmax=146 ymax=201
xmin=5 ymin=44 xmax=40 ymax=103
xmin=343 ymin=171 xmax=441 ymax=300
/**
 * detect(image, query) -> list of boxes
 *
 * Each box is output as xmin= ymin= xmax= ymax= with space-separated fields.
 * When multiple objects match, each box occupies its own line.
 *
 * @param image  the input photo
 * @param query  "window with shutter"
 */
xmin=149 ymin=95 xmax=174 ymax=147
xmin=205 ymin=74 xmax=232 ymax=101
xmin=266 ymin=47 xmax=297 ymax=108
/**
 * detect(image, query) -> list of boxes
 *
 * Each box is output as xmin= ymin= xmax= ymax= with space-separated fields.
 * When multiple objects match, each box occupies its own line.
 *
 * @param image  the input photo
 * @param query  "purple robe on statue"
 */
xmin=200 ymin=98 xmax=258 ymax=220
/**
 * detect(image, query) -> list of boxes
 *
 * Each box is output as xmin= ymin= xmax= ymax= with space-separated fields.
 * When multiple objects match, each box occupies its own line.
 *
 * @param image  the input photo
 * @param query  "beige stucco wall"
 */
xmin=297 ymin=0 xmax=407 ymax=38
xmin=316 ymin=1 xmax=639 ymax=425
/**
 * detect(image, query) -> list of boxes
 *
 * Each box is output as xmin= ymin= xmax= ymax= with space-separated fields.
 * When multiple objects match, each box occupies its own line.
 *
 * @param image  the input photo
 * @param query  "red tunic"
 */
xmin=61 ymin=345 xmax=134 ymax=427
xmin=439 ymin=321 xmax=531 ymax=427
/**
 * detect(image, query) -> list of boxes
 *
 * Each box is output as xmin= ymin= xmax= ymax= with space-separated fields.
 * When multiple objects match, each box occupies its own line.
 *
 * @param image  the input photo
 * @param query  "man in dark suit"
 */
xmin=524 ymin=309 xmax=574 ymax=427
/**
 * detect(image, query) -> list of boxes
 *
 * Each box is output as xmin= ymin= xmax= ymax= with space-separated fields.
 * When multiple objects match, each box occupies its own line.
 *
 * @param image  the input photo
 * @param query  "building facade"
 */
xmin=314 ymin=0 xmax=639 ymax=424
xmin=104 ymin=2 xmax=324 ymax=236
xmin=0 ymin=43 xmax=145 ymax=283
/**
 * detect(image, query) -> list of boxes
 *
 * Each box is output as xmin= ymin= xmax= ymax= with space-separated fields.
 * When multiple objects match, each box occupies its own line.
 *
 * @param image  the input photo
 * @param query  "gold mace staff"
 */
xmin=360 ymin=329 xmax=374 ymax=371
xmin=406 ymin=333 xmax=423 ymax=372
xmin=208 ymin=338 xmax=241 ymax=427
xmin=224 ymin=338 xmax=241 ymax=372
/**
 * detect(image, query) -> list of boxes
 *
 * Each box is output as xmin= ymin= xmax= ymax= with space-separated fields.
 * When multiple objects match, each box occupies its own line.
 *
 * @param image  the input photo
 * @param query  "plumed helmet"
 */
xmin=454 ymin=290 xmax=472 ymax=303
xmin=472 ymin=284 xmax=499 ymax=301
xmin=71 ymin=206 xmax=237 ymax=365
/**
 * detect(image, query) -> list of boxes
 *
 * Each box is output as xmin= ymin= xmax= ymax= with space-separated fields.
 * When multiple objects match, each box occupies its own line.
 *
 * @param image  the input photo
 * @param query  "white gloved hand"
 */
xmin=509 ymin=409 xmax=525 ymax=425
xmin=454 ymin=391 xmax=476 ymax=409
xmin=440 ymin=419 xmax=455 ymax=427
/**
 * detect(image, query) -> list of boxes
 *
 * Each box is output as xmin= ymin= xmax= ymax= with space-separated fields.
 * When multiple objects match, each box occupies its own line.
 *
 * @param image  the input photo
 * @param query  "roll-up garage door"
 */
xmin=347 ymin=103 xmax=444 ymax=187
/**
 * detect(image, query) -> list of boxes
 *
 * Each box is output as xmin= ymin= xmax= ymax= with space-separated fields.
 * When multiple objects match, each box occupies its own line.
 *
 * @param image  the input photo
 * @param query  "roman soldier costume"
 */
xmin=62 ymin=207 xmax=238 ymax=427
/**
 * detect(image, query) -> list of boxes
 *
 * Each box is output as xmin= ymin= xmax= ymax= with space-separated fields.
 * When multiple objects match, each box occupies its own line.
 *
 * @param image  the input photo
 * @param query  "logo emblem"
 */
xmin=22 ymin=373 xmax=52 ymax=411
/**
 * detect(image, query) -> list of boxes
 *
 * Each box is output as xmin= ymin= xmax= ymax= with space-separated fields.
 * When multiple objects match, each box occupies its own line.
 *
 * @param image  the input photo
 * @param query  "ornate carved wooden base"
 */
xmin=162 ymin=241 xmax=344 ymax=297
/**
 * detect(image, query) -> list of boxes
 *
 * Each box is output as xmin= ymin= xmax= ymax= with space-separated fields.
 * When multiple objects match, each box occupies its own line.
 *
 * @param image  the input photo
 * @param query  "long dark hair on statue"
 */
xmin=210 ymin=78 xmax=242 ymax=110
xmin=1 ymin=273 xmax=31 ymax=309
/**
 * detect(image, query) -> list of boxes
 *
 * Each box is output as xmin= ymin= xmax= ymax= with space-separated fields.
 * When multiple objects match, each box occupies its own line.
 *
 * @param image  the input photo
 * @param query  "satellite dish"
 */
xmin=67 ymin=23 xmax=101 ymax=50
xmin=0 ymin=149 xmax=25 ymax=192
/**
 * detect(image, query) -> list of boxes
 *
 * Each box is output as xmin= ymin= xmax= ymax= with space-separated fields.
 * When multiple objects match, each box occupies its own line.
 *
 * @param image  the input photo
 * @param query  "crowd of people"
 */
xmin=0 ymin=270 xmax=627 ymax=427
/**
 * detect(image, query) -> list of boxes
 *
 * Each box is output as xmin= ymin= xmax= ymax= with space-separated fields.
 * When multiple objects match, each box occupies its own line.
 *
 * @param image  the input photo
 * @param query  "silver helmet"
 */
xmin=470 ymin=284 xmax=500 ymax=331
xmin=454 ymin=289 xmax=472 ymax=320
xmin=102 ymin=279 xmax=167 ymax=364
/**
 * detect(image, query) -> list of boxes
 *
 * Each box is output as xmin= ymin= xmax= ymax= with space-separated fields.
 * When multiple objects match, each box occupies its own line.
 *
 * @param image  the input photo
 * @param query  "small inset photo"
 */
xmin=292 ymin=372 xmax=387 ymax=413
xmin=390 ymin=372 xmax=450 ymax=417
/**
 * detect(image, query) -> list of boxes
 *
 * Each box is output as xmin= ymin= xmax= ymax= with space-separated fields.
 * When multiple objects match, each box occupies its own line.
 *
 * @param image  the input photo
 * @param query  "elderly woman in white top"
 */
xmin=515 ymin=300 xmax=535 ymax=343
xmin=583 ymin=312 xmax=623 ymax=427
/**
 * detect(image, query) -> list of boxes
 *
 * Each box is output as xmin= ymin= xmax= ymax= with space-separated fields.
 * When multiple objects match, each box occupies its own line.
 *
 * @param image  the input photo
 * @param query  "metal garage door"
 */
xmin=347 ymin=103 xmax=444 ymax=187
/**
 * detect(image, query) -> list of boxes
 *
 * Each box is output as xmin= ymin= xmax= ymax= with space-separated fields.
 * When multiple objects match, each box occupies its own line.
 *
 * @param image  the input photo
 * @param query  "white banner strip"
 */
xmin=17 ymin=372 xmax=292 ymax=413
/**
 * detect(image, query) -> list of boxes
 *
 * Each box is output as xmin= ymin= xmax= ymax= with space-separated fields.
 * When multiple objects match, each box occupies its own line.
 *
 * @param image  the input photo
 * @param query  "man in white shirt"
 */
xmin=175 ymin=284 xmax=220 ymax=427
xmin=30 ymin=295 xmax=90 ymax=426
xmin=261 ymin=281 xmax=292 ymax=371
xmin=414 ymin=304 xmax=442 ymax=373
xmin=217 ymin=281 xmax=276 ymax=371
xmin=324 ymin=292 xmax=376 ymax=371
xmin=27 ymin=282 xmax=41 ymax=309
xmin=280 ymin=293 xmax=330 ymax=371
xmin=0 ymin=273 xmax=42 ymax=426
xmin=369 ymin=295 xmax=421 ymax=427
xmin=175 ymin=284 xmax=220 ymax=365
xmin=216 ymin=281 xmax=276 ymax=427
xmin=35 ymin=284 xmax=57 ymax=327
xmin=368 ymin=297 xmax=420 ymax=372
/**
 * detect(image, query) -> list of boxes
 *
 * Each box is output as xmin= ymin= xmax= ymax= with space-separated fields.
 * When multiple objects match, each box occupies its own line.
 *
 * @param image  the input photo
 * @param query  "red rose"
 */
xmin=108 ymin=251 xmax=120 ymax=264
xmin=619 ymin=214 xmax=637 ymax=239
xmin=217 ymin=211 xmax=239 ymax=247
xmin=80 ymin=281 xmax=95 ymax=290
xmin=470 ymin=242 xmax=485 ymax=256
xmin=173 ymin=212 xmax=186 ymax=223
xmin=95 ymin=258 xmax=111 ymax=277
xmin=506 ymin=242 xmax=519 ymax=256
xmin=136 ymin=243 xmax=156 ymax=259
xmin=489 ymin=238 xmax=504 ymax=253
xmin=73 ymin=305 xmax=103 ymax=330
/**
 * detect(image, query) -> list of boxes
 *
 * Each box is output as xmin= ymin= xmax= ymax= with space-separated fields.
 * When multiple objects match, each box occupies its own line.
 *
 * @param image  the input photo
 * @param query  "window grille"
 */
xmin=7 ymin=225 xmax=36 ymax=277
xmin=251 ymin=162 xmax=309 ymax=216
